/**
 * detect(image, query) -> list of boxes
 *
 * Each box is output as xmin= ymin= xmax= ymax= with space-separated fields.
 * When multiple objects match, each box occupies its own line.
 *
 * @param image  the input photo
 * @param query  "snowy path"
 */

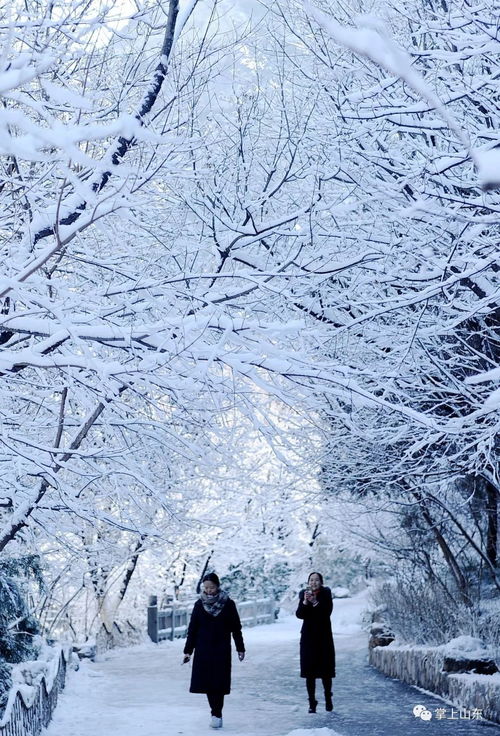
xmin=44 ymin=594 xmax=498 ymax=736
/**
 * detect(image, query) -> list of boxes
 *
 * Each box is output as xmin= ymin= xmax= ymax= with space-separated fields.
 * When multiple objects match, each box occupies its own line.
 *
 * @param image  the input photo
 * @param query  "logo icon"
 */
xmin=413 ymin=705 xmax=433 ymax=721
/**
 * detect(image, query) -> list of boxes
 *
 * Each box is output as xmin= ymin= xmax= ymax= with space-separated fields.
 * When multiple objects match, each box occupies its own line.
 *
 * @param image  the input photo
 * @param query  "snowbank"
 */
xmin=440 ymin=636 xmax=488 ymax=657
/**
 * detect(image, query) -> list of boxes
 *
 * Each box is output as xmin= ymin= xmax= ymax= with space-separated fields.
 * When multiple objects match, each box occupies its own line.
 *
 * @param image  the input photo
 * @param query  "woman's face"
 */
xmin=308 ymin=574 xmax=322 ymax=591
xmin=203 ymin=581 xmax=219 ymax=596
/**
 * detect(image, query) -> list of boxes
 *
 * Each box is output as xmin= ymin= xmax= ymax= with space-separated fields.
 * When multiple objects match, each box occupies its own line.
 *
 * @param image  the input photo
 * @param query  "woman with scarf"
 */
xmin=296 ymin=571 xmax=335 ymax=713
xmin=183 ymin=572 xmax=245 ymax=729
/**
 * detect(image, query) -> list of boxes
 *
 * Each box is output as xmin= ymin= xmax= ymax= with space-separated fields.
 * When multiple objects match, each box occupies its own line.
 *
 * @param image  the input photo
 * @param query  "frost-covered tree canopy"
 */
xmin=0 ymin=0 xmax=498 ymax=645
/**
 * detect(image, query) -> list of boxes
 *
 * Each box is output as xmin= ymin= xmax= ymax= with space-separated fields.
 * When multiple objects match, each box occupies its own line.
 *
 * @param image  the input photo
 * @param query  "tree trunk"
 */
xmin=411 ymin=489 xmax=470 ymax=604
xmin=483 ymin=476 xmax=498 ymax=569
xmin=196 ymin=551 xmax=213 ymax=594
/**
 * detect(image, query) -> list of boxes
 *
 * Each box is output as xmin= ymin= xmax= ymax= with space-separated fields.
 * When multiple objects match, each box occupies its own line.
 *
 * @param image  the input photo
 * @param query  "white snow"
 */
xmin=441 ymin=636 xmax=487 ymax=656
xmin=41 ymin=593 xmax=368 ymax=736
xmin=475 ymin=148 xmax=500 ymax=188
xmin=1 ymin=644 xmax=68 ymax=727
xmin=331 ymin=587 xmax=350 ymax=599
xmin=450 ymin=672 xmax=500 ymax=683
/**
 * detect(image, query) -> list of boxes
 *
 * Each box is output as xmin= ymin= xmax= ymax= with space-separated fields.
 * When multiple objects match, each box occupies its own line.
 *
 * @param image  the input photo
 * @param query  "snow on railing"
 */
xmin=147 ymin=596 xmax=276 ymax=643
xmin=0 ymin=646 xmax=70 ymax=736
xmin=238 ymin=598 xmax=276 ymax=627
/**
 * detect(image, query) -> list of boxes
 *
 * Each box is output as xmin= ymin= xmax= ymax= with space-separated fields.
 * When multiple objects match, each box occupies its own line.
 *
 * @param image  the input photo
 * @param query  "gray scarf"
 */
xmin=200 ymin=588 xmax=229 ymax=616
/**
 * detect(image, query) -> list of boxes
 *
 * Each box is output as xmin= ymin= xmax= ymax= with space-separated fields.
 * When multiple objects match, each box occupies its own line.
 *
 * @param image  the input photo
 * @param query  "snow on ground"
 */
xmin=42 ymin=590 xmax=498 ymax=736
xmin=43 ymin=592 xmax=368 ymax=736
xmin=285 ymin=731 xmax=341 ymax=736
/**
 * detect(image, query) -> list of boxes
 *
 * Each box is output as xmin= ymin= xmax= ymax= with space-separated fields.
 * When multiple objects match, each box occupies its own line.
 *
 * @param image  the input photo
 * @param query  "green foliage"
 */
xmin=220 ymin=559 xmax=292 ymax=602
xmin=0 ymin=556 xmax=42 ymax=665
xmin=0 ymin=555 xmax=44 ymax=590
xmin=0 ymin=662 xmax=12 ymax=717
xmin=307 ymin=539 xmax=389 ymax=593
xmin=319 ymin=550 xmax=368 ymax=591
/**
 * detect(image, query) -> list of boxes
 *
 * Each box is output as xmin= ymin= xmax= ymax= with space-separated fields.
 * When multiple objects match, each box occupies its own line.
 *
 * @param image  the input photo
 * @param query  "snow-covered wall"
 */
xmin=369 ymin=643 xmax=500 ymax=724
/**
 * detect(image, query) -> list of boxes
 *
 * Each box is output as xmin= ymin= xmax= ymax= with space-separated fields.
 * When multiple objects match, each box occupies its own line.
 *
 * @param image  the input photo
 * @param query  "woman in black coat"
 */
xmin=296 ymin=571 xmax=335 ymax=713
xmin=183 ymin=573 xmax=245 ymax=729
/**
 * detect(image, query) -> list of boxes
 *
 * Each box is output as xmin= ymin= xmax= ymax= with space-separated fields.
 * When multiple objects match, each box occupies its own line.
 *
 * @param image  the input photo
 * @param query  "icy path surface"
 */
xmin=44 ymin=592 xmax=497 ymax=736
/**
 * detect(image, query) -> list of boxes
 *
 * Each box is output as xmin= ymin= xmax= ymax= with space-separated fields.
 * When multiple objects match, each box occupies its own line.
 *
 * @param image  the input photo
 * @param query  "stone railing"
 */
xmin=0 ymin=647 xmax=69 ymax=736
xmin=147 ymin=596 xmax=276 ymax=643
xmin=369 ymin=641 xmax=500 ymax=724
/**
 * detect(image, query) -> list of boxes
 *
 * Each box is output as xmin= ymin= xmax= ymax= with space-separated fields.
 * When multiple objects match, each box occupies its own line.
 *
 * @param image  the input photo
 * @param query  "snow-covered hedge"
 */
xmin=369 ymin=636 xmax=500 ymax=724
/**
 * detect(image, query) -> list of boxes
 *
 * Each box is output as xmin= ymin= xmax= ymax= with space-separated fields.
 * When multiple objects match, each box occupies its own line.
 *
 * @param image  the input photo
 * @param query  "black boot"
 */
xmin=308 ymin=699 xmax=318 ymax=714
xmin=325 ymin=693 xmax=333 ymax=712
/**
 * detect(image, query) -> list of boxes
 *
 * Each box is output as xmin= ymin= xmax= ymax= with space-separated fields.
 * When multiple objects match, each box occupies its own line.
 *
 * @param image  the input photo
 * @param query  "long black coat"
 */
xmin=184 ymin=597 xmax=245 ymax=694
xmin=296 ymin=586 xmax=335 ymax=678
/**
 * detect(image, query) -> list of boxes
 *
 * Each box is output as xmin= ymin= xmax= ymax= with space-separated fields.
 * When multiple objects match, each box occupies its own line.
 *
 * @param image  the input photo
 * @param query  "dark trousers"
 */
xmin=306 ymin=676 xmax=332 ymax=702
xmin=207 ymin=692 xmax=225 ymax=717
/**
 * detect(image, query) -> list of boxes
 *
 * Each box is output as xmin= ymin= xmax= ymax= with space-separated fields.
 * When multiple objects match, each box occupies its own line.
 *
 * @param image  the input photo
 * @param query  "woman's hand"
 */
xmin=238 ymin=651 xmax=245 ymax=661
xmin=304 ymin=590 xmax=313 ymax=604
xmin=182 ymin=654 xmax=191 ymax=664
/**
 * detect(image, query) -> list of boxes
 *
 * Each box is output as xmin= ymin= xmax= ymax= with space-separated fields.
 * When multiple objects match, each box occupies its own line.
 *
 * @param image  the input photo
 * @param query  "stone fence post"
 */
xmin=147 ymin=595 xmax=158 ymax=643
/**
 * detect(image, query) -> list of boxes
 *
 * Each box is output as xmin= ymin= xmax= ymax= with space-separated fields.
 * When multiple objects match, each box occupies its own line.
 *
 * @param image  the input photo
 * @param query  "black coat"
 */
xmin=296 ymin=586 xmax=335 ymax=678
xmin=184 ymin=597 xmax=245 ymax=694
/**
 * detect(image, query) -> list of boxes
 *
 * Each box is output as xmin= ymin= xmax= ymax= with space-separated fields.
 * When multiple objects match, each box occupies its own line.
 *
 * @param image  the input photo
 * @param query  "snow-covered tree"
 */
xmin=277 ymin=0 xmax=500 ymax=606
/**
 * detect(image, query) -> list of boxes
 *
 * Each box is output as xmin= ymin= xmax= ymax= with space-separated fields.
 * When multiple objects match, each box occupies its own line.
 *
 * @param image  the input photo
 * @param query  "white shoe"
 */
xmin=210 ymin=716 xmax=223 ymax=728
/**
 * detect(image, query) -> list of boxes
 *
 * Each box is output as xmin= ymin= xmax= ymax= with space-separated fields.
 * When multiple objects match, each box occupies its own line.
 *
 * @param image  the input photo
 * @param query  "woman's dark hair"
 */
xmin=203 ymin=572 xmax=220 ymax=587
xmin=308 ymin=571 xmax=324 ymax=585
